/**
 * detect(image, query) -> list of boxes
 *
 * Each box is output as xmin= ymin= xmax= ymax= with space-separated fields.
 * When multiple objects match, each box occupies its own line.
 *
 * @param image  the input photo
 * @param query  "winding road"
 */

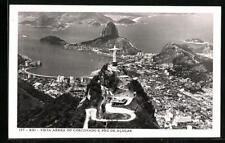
xmin=83 ymin=97 xmax=136 ymax=129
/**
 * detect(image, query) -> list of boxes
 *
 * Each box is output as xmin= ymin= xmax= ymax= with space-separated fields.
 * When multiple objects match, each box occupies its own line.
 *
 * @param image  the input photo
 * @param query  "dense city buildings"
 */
xmin=18 ymin=45 xmax=213 ymax=129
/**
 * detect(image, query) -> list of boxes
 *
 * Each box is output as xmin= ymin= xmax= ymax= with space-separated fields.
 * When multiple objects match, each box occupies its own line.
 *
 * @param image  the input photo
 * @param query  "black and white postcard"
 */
xmin=8 ymin=5 xmax=221 ymax=138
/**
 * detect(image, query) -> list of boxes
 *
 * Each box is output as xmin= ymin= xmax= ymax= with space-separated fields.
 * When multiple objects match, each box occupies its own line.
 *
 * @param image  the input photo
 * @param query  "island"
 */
xmin=40 ymin=36 xmax=67 ymax=45
xmin=117 ymin=18 xmax=136 ymax=24
xmin=184 ymin=38 xmax=205 ymax=44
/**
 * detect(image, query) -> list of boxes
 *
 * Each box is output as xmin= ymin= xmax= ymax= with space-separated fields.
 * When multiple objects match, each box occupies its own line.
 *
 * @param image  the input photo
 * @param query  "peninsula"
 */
xmin=41 ymin=22 xmax=140 ymax=56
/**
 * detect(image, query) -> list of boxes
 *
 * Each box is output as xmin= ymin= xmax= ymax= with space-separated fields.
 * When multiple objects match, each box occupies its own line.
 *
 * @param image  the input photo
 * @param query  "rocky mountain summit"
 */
xmin=153 ymin=42 xmax=212 ymax=83
xmin=101 ymin=22 xmax=119 ymax=38
xmin=40 ymin=22 xmax=139 ymax=55
xmin=67 ymin=22 xmax=140 ymax=55
xmin=76 ymin=63 xmax=159 ymax=128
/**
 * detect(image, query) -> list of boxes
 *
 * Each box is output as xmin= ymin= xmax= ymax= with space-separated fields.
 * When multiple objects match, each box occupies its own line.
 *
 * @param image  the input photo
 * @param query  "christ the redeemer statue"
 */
xmin=109 ymin=45 xmax=121 ymax=66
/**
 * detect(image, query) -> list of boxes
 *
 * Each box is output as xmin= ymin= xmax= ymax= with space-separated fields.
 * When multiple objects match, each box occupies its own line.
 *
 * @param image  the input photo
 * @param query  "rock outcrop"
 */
xmin=79 ymin=22 xmax=140 ymax=55
xmin=17 ymin=79 xmax=85 ymax=128
xmin=153 ymin=43 xmax=197 ymax=64
xmin=101 ymin=22 xmax=119 ymax=38
xmin=18 ymin=54 xmax=26 ymax=65
xmin=80 ymin=63 xmax=159 ymax=128
xmin=153 ymin=42 xmax=213 ymax=82
xmin=41 ymin=22 xmax=139 ymax=55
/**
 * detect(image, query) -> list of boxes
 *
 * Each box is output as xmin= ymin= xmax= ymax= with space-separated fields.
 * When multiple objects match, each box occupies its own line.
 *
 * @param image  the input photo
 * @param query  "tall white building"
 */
xmin=69 ymin=76 xmax=74 ymax=84
xmin=60 ymin=76 xmax=65 ymax=82
xmin=56 ymin=75 xmax=65 ymax=83
xmin=25 ymin=61 xmax=29 ymax=67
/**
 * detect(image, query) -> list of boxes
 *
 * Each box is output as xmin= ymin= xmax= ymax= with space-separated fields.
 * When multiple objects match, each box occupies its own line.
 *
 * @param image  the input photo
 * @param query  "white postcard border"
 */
xmin=8 ymin=5 xmax=221 ymax=138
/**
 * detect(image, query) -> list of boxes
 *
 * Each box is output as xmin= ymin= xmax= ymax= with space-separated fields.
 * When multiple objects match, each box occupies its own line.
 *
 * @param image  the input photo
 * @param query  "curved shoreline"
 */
xmin=24 ymin=67 xmax=91 ymax=79
xmin=24 ymin=68 xmax=57 ymax=79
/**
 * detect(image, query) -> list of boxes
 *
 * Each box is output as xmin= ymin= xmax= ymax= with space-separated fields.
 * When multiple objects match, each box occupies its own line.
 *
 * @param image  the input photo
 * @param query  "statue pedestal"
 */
xmin=108 ymin=64 xmax=119 ymax=72
xmin=112 ymin=62 xmax=117 ymax=66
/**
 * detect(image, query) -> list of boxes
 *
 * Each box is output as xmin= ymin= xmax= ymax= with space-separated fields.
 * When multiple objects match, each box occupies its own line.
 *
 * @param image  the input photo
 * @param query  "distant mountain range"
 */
xmin=19 ymin=12 xmax=113 ymax=31
xmin=19 ymin=13 xmax=207 ymax=32
xmin=20 ymin=14 xmax=61 ymax=27
xmin=19 ymin=12 xmax=146 ymax=31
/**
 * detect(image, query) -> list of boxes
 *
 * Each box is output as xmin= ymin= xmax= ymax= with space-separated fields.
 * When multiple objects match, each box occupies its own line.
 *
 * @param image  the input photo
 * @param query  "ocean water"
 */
xmin=18 ymin=14 xmax=213 ymax=76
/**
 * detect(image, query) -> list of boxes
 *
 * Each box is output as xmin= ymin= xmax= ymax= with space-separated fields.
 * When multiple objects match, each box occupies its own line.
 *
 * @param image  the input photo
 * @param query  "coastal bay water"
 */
xmin=19 ymin=38 xmax=111 ymax=77
xmin=18 ymin=14 xmax=213 ymax=76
